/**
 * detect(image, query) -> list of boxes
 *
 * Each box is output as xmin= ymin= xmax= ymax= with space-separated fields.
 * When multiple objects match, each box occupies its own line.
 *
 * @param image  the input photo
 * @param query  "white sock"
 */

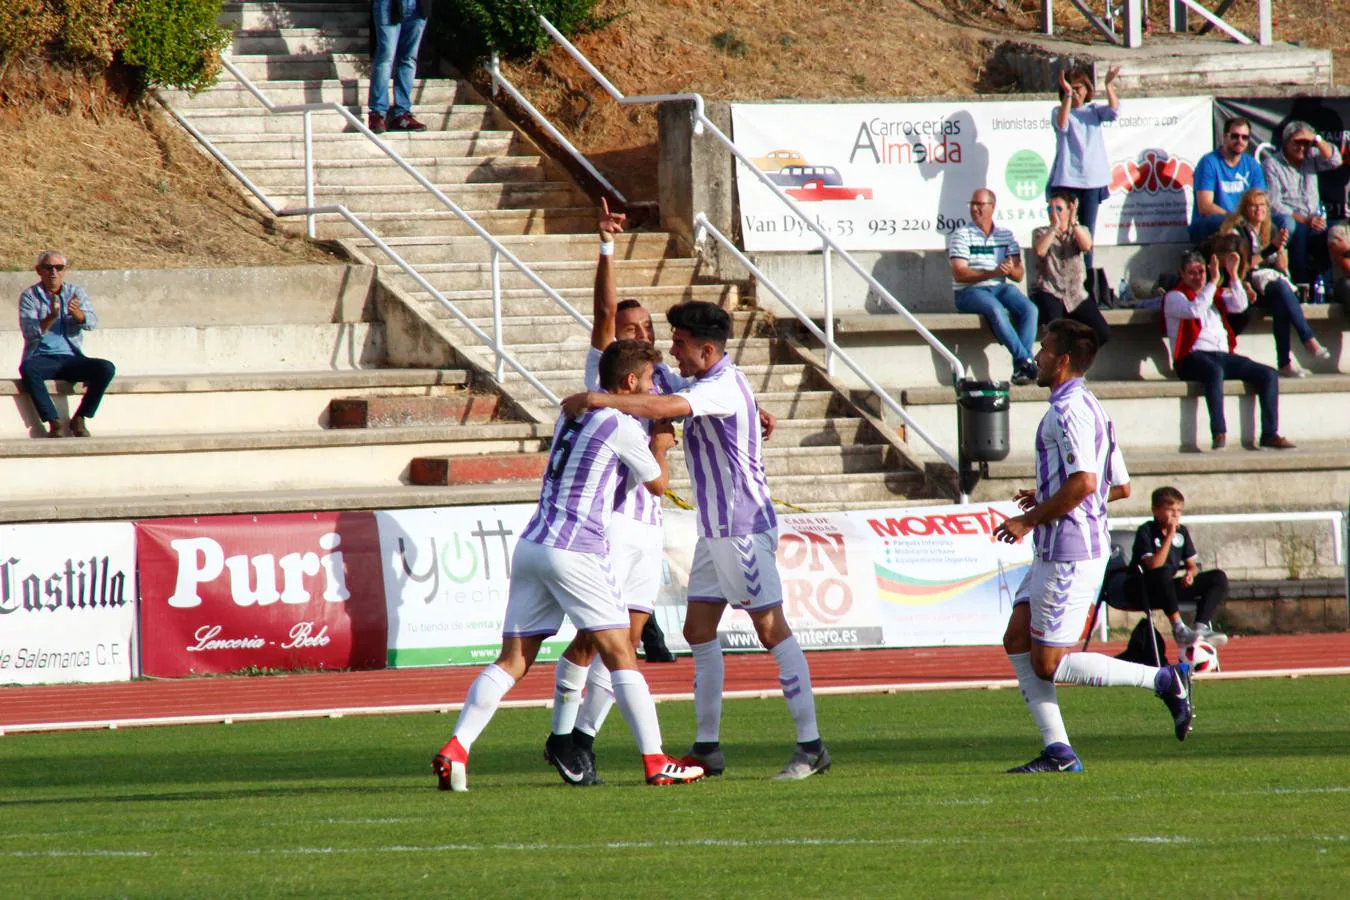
xmin=1054 ymin=652 xmax=1157 ymax=689
xmin=452 ymin=663 xmax=516 ymax=752
xmin=610 ymin=668 xmax=663 ymax=755
xmin=550 ymin=657 xmax=588 ymax=735
xmin=574 ymin=657 xmax=615 ymax=737
xmin=1010 ymin=652 xmax=1069 ymax=749
xmin=770 ymin=635 xmax=820 ymax=743
xmin=690 ymin=639 xmax=724 ymax=744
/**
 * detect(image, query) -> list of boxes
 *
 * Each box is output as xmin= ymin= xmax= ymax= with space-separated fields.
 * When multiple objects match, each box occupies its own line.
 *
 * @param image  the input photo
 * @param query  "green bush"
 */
xmin=427 ymin=0 xmax=614 ymax=67
xmin=121 ymin=0 xmax=232 ymax=92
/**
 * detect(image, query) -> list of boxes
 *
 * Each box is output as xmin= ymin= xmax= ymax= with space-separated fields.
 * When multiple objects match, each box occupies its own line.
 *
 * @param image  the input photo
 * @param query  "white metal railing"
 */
xmin=160 ymin=55 xmax=605 ymax=403
xmin=1043 ymin=0 xmax=1271 ymax=48
xmin=493 ymin=14 xmax=967 ymax=475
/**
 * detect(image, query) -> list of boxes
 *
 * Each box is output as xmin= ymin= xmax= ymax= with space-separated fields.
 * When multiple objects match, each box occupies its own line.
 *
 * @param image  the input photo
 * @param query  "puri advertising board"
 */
xmin=376 ymin=505 xmax=576 ymax=667
xmin=0 ymin=522 xmax=137 ymax=685
xmin=732 ymin=97 xmax=1212 ymax=251
xmin=136 ymin=512 xmax=386 ymax=677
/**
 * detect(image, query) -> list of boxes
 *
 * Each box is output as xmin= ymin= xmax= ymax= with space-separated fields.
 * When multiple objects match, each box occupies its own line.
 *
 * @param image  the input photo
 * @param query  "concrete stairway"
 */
xmin=146 ymin=0 xmax=947 ymax=514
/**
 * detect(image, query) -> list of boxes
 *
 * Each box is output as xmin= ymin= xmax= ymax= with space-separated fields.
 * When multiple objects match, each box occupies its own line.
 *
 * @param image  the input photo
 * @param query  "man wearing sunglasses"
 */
xmin=1263 ymin=120 xmax=1342 ymax=284
xmin=17 ymin=251 xmax=116 ymax=438
xmin=1189 ymin=117 xmax=1289 ymax=244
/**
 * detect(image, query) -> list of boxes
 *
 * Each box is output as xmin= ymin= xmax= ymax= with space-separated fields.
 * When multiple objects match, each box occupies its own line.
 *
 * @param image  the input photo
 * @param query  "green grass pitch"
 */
xmin=2 ymin=676 xmax=1348 ymax=897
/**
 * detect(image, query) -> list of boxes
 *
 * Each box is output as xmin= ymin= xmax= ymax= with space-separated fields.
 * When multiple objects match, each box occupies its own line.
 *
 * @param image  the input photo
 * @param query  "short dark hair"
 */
xmin=1151 ymin=486 xmax=1185 ymax=508
xmin=1045 ymin=318 xmax=1098 ymax=373
xmin=666 ymin=301 xmax=730 ymax=345
xmin=1223 ymin=116 xmax=1251 ymax=135
xmin=1048 ymin=188 xmax=1077 ymax=207
xmin=1179 ymin=249 xmax=1205 ymax=271
xmin=598 ymin=339 xmax=661 ymax=391
xmin=616 ymin=299 xmax=643 ymax=313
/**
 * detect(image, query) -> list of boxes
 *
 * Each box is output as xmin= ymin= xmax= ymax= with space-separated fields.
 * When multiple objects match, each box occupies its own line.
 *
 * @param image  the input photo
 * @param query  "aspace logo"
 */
xmin=166 ymin=532 xmax=350 ymax=608
xmin=1109 ymin=148 xmax=1194 ymax=194
xmin=0 ymin=555 xmax=128 ymax=614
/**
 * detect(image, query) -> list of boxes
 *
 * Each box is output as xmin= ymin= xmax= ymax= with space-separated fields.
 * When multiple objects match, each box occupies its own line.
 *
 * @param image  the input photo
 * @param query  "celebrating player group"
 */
xmin=432 ymin=204 xmax=1192 ymax=790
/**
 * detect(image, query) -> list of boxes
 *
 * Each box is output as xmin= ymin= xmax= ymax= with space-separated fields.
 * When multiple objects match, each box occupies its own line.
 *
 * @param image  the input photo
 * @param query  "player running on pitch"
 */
xmin=433 ymin=340 xmax=705 ymax=791
xmin=562 ymin=301 xmax=828 ymax=781
xmin=994 ymin=318 xmax=1194 ymax=774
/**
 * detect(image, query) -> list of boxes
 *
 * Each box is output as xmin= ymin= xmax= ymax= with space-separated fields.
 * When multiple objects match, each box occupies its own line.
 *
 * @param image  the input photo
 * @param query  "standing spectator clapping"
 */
xmin=1048 ymin=65 xmax=1121 ymax=271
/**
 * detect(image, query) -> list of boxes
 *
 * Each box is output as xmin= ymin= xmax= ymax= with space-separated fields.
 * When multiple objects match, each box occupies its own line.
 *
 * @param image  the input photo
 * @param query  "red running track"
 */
xmin=2 ymin=634 xmax=1348 ymax=734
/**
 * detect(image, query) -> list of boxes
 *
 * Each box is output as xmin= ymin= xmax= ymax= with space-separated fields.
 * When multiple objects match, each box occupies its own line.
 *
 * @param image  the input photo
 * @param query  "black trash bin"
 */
xmin=957 ymin=379 xmax=1010 ymax=463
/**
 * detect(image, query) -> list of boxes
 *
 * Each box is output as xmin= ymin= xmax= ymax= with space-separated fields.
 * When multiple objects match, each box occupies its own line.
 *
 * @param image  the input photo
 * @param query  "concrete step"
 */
xmin=0 ymin=369 xmax=471 ymax=439
xmin=428 ymin=308 xmax=763 ymax=345
xmin=513 ymin=362 xmax=817 ymax=397
xmin=220 ymin=2 xmax=369 ymax=31
xmin=462 ymin=338 xmax=778 ymax=374
xmin=267 ymin=181 xmax=585 ymax=212
xmin=184 ymin=105 xmax=494 ymax=134
xmin=672 ymin=444 xmax=898 ymax=477
xmin=737 ymin=416 xmax=883 ymax=448
xmin=229 ymin=27 xmax=368 ymax=55
xmin=163 ymin=78 xmax=472 ymax=110
xmin=409 ymin=451 xmax=548 ymax=486
xmin=307 ymin=207 xmax=595 ymax=239
xmin=224 ymin=53 xmax=374 ymax=81
xmin=354 ymin=232 xmax=680 ymax=265
xmin=971 ymin=440 xmax=1350 ymax=516
xmin=0 ymin=323 xmax=386 ymax=377
xmin=670 ymin=471 xmax=926 ymax=507
xmin=243 ymin=155 xmax=548 ymax=188
xmin=406 ymin=283 xmax=744 ymax=320
xmin=899 ymin=374 xmax=1350 ymax=457
xmin=0 ymin=422 xmax=549 ymax=501
xmin=383 ymin=258 xmax=703 ymax=291
xmin=328 ymin=392 xmax=506 ymax=428
xmin=753 ymin=390 xmax=853 ymax=420
xmin=199 ymin=130 xmax=514 ymax=160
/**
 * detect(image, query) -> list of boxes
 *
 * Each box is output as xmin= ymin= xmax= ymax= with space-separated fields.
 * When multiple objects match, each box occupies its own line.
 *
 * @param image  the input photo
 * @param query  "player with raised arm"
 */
xmin=432 ymin=340 xmax=705 ymax=791
xmin=544 ymin=201 xmax=777 ymax=785
xmin=994 ymin=319 xmax=1193 ymax=775
xmin=561 ymin=301 xmax=828 ymax=781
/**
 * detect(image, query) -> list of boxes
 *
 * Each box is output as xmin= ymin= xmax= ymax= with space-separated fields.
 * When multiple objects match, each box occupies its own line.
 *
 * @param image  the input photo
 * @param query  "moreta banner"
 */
xmin=732 ymin=97 xmax=1211 ymax=251
xmin=136 ymin=512 xmax=386 ymax=677
xmin=0 ymin=522 xmax=137 ymax=685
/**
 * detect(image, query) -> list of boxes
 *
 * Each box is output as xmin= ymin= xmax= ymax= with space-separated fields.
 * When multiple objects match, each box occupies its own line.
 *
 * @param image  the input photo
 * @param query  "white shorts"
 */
xmin=1013 ymin=556 xmax=1110 ymax=647
xmin=687 ymin=530 xmax=783 ymax=612
xmin=502 ymin=540 xmax=628 ymax=637
xmin=610 ymin=517 xmax=663 ymax=614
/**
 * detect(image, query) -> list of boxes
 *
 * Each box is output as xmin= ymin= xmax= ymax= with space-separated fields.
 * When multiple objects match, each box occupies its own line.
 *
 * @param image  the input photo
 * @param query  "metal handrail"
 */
xmin=697 ymin=215 xmax=958 ymax=471
xmin=1042 ymin=0 xmax=1271 ymax=48
xmin=160 ymin=55 xmax=613 ymax=403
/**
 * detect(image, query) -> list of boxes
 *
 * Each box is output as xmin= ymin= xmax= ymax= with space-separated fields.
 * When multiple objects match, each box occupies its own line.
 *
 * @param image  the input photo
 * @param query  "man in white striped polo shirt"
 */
xmin=562 ymin=301 xmax=829 ymax=781
xmin=993 ymin=319 xmax=1194 ymax=773
xmin=948 ymin=188 xmax=1039 ymax=385
xmin=433 ymin=341 xmax=704 ymax=791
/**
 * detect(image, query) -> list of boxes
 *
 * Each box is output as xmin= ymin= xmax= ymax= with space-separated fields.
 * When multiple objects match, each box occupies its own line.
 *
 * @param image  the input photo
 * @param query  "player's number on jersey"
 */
xmin=547 ymin=418 xmax=585 ymax=480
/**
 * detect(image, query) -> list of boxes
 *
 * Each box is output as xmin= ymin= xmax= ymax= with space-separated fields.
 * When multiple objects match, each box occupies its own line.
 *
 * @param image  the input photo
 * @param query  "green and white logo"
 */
xmin=1005 ymin=150 xmax=1048 ymax=202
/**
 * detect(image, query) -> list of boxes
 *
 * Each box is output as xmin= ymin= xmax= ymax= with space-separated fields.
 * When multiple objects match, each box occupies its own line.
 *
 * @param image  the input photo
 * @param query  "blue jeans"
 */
xmin=1175 ymin=350 xmax=1278 ymax=440
xmin=1257 ymin=277 xmax=1316 ymax=368
xmin=1286 ymin=218 xmax=1329 ymax=284
xmin=954 ymin=283 xmax=1038 ymax=365
xmin=368 ymin=0 xmax=427 ymax=118
xmin=19 ymin=353 xmax=116 ymax=423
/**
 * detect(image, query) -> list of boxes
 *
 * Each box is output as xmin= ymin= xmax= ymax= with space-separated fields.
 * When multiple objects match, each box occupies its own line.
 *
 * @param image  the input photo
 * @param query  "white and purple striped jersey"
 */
xmin=676 ymin=355 xmax=776 ymax=538
xmin=583 ymin=347 xmax=689 ymax=528
xmin=520 ymin=407 xmax=661 ymax=554
xmin=1032 ymin=377 xmax=1117 ymax=561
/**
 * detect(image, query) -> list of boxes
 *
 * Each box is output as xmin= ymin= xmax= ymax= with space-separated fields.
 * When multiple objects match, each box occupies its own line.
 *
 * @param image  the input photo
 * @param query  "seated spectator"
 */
xmin=1261 ymin=120 xmax=1341 ymax=284
xmin=948 ymin=188 xmax=1039 ymax=385
xmin=17 ymin=251 xmax=116 ymax=438
xmin=1328 ymin=222 xmax=1350 ymax=305
xmin=1220 ymin=188 xmax=1331 ymax=377
xmin=1126 ymin=486 xmax=1230 ymax=648
xmin=1190 ymin=117 xmax=1290 ymax=244
xmin=1031 ymin=189 xmax=1110 ymax=349
xmin=1163 ymin=249 xmax=1294 ymax=451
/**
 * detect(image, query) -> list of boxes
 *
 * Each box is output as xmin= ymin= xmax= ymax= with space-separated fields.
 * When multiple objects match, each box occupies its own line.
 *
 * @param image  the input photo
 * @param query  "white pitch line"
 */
xmin=3 ymin=666 xmax=1349 ymax=736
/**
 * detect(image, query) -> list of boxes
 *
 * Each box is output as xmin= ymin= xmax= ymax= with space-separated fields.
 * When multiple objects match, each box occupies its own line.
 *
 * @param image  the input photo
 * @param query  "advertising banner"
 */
xmin=0 ymin=522 xmax=137 ymax=685
xmin=377 ymin=505 xmax=577 ymax=667
xmin=732 ymin=96 xmax=1211 ymax=251
xmin=136 ymin=512 xmax=386 ymax=676
xmin=849 ymin=501 xmax=1031 ymax=647
xmin=1213 ymin=97 xmax=1350 ymax=220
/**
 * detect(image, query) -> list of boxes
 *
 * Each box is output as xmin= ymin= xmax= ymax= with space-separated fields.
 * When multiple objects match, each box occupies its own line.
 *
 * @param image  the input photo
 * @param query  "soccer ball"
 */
xmin=1181 ymin=640 xmax=1220 ymax=674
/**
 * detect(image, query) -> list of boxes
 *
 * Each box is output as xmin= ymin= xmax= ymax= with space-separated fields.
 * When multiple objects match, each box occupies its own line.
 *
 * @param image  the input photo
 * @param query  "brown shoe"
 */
xmin=1259 ymin=435 xmax=1296 ymax=449
xmin=70 ymin=415 xmax=90 ymax=437
xmin=1210 ymin=433 xmax=1226 ymax=450
xmin=388 ymin=112 xmax=427 ymax=132
xmin=367 ymin=111 xmax=387 ymax=134
xmin=44 ymin=421 xmax=65 ymax=438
